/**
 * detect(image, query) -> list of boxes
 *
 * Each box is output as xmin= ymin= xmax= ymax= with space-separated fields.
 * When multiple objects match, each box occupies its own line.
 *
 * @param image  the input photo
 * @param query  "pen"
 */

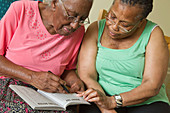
xmin=48 ymin=71 xmax=70 ymax=93
xmin=61 ymin=84 xmax=70 ymax=93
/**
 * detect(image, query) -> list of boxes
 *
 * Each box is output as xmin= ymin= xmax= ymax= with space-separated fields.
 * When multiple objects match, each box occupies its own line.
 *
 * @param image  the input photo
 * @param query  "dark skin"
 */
xmin=0 ymin=0 xmax=93 ymax=93
xmin=39 ymin=0 xmax=92 ymax=35
xmin=78 ymin=0 xmax=168 ymax=113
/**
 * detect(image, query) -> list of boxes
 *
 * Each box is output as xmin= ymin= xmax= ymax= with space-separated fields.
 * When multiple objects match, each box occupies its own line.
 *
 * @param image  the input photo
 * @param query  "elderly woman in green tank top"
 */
xmin=77 ymin=0 xmax=170 ymax=113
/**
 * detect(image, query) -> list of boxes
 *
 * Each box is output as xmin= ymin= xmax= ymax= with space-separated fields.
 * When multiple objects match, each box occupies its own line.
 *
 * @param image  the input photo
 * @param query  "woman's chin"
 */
xmin=55 ymin=29 xmax=71 ymax=36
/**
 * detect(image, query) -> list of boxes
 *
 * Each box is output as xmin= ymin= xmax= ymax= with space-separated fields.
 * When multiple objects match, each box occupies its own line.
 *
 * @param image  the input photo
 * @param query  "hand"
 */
xmin=77 ymin=88 xmax=116 ymax=109
xmin=61 ymin=70 xmax=85 ymax=93
xmin=69 ymin=78 xmax=85 ymax=93
xmin=30 ymin=71 xmax=67 ymax=93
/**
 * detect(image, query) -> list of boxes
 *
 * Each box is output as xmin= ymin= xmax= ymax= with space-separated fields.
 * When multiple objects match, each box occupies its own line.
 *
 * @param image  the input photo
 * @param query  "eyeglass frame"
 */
xmin=105 ymin=12 xmax=141 ymax=33
xmin=59 ymin=0 xmax=90 ymax=26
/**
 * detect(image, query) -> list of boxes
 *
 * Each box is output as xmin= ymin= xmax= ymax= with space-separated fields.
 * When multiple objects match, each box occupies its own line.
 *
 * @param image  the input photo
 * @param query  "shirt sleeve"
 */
xmin=0 ymin=2 xmax=19 ymax=55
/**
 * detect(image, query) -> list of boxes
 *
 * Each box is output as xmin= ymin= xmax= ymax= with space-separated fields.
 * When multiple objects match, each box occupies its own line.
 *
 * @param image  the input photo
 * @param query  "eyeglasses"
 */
xmin=59 ymin=0 xmax=90 ymax=26
xmin=105 ymin=12 xmax=140 ymax=33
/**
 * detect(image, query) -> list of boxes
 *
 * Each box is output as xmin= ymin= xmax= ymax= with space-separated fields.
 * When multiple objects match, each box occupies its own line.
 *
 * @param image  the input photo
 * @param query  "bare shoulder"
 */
xmin=84 ymin=21 xmax=98 ymax=42
xmin=147 ymin=25 xmax=169 ymax=56
xmin=150 ymin=26 xmax=165 ymax=43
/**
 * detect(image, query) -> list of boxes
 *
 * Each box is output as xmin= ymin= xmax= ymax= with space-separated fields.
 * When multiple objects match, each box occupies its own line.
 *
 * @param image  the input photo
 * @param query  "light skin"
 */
xmin=0 ymin=0 xmax=92 ymax=93
xmin=77 ymin=0 xmax=169 ymax=112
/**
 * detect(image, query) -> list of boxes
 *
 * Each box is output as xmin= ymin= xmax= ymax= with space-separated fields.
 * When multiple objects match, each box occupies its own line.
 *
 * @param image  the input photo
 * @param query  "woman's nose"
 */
xmin=111 ymin=21 xmax=119 ymax=32
xmin=70 ymin=22 xmax=80 ymax=30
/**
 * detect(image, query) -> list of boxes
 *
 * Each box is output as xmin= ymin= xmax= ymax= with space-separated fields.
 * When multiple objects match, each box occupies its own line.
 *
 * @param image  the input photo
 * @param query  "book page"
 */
xmin=9 ymin=85 xmax=64 ymax=110
xmin=38 ymin=90 xmax=90 ymax=109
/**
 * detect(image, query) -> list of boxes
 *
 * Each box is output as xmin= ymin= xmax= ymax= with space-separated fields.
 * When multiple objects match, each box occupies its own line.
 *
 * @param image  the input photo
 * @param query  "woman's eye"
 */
xmin=122 ymin=24 xmax=130 ymax=27
xmin=67 ymin=16 xmax=76 ymax=21
xmin=120 ymin=23 xmax=131 ymax=27
xmin=111 ymin=16 xmax=116 ymax=20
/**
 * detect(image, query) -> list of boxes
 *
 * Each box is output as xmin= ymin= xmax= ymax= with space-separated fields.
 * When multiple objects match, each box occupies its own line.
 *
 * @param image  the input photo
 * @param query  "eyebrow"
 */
xmin=110 ymin=10 xmax=135 ymax=25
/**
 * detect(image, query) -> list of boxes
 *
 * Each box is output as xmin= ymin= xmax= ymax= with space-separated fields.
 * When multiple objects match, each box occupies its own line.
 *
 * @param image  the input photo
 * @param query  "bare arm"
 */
xmin=120 ymin=26 xmax=169 ymax=106
xmin=0 ymin=55 xmax=32 ymax=82
xmin=78 ymin=26 xmax=169 ymax=110
xmin=0 ymin=55 xmax=66 ymax=93
xmin=78 ymin=22 xmax=117 ymax=112
xmin=78 ymin=21 xmax=105 ymax=94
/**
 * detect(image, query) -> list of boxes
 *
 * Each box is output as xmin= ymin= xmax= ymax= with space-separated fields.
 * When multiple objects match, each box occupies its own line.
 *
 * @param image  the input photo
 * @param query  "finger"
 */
xmin=82 ymin=88 xmax=95 ymax=98
xmin=76 ymin=92 xmax=85 ymax=97
xmin=47 ymin=80 xmax=67 ymax=93
xmin=80 ymin=86 xmax=85 ymax=92
xmin=70 ymin=83 xmax=80 ymax=93
xmin=84 ymin=91 xmax=98 ymax=101
xmin=49 ymin=72 xmax=66 ymax=85
xmin=74 ymin=83 xmax=85 ymax=92
xmin=58 ymin=86 xmax=67 ymax=93
xmin=42 ymin=85 xmax=59 ymax=93
xmin=87 ymin=96 xmax=100 ymax=102
xmin=57 ymin=78 xmax=67 ymax=86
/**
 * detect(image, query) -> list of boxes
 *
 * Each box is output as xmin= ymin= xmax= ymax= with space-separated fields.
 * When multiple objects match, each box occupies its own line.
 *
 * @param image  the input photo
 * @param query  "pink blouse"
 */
xmin=0 ymin=1 xmax=85 ymax=77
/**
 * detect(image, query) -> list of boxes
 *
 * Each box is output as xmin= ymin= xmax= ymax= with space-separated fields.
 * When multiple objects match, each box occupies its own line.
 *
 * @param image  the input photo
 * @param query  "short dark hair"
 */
xmin=113 ymin=0 xmax=153 ymax=19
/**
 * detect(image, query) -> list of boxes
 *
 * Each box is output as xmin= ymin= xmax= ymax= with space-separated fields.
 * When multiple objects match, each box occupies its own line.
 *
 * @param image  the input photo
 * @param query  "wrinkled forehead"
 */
xmin=62 ymin=0 xmax=93 ymax=5
xmin=110 ymin=0 xmax=143 ymax=21
xmin=61 ymin=0 xmax=93 ymax=9
xmin=61 ymin=0 xmax=93 ymax=15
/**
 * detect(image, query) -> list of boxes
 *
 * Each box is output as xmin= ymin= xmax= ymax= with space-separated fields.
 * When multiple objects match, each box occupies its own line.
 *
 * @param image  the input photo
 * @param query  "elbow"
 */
xmin=148 ymin=86 xmax=161 ymax=97
xmin=151 ymin=89 xmax=160 ymax=97
xmin=78 ymin=72 xmax=97 ymax=83
xmin=78 ymin=73 xmax=97 ymax=86
xmin=142 ymin=79 xmax=162 ymax=97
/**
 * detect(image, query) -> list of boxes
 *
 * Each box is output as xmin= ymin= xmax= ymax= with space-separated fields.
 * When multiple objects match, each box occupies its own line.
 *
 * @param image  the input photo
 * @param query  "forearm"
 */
xmin=0 ymin=55 xmax=33 ymax=83
xmin=120 ymin=81 xmax=160 ymax=107
xmin=80 ymin=75 xmax=105 ymax=94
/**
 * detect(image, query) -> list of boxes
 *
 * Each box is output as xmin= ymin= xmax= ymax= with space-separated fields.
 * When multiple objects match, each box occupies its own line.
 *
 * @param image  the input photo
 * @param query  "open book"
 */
xmin=9 ymin=85 xmax=90 ymax=111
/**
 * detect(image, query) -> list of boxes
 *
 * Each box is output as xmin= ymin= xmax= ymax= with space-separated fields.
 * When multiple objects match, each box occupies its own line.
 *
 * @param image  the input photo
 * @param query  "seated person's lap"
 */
xmin=115 ymin=101 xmax=170 ymax=113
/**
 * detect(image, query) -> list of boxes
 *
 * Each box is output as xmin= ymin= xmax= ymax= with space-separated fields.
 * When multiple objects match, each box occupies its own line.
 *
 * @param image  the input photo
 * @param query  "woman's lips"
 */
xmin=64 ymin=27 xmax=70 ymax=33
xmin=109 ymin=30 xmax=121 ymax=37
xmin=109 ymin=31 xmax=116 ymax=36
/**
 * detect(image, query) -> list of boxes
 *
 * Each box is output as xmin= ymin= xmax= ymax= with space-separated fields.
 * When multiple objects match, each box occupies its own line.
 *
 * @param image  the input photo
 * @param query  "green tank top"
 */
xmin=96 ymin=19 xmax=170 ymax=106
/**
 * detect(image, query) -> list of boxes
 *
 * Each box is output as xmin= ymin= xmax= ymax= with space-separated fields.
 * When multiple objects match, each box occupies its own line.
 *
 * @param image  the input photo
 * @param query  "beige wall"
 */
xmin=89 ymin=0 xmax=170 ymax=36
xmin=147 ymin=0 xmax=170 ymax=36
xmin=89 ymin=0 xmax=112 ymax=23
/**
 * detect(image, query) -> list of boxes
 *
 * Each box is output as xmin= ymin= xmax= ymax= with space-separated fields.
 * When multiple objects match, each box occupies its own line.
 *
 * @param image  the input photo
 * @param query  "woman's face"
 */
xmin=105 ymin=0 xmax=143 ymax=39
xmin=52 ymin=0 xmax=92 ymax=36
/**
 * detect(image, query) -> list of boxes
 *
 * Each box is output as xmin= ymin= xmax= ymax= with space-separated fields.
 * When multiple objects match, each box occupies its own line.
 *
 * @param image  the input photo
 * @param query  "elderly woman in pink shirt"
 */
xmin=0 ymin=0 xmax=93 ymax=112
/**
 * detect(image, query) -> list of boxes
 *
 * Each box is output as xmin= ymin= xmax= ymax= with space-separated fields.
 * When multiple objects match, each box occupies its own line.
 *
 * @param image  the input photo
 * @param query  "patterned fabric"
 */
xmin=0 ymin=1 xmax=84 ymax=112
xmin=0 ymin=1 xmax=85 ymax=76
xmin=0 ymin=78 xmax=77 ymax=113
